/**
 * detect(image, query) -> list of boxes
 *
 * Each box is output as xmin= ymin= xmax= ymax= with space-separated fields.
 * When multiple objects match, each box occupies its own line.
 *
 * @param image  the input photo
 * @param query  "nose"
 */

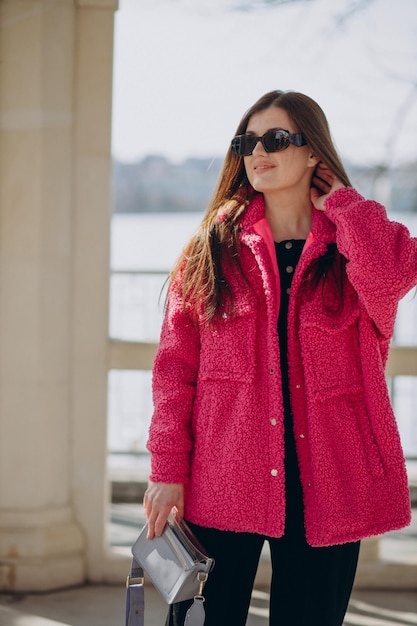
xmin=251 ymin=137 xmax=267 ymax=155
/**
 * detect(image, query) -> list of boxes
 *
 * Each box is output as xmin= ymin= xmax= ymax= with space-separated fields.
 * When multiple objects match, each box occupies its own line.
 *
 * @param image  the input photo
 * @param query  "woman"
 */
xmin=144 ymin=90 xmax=417 ymax=625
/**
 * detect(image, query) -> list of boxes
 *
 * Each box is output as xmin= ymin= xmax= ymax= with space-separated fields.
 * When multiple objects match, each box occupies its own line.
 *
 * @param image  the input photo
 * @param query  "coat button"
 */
xmin=269 ymin=368 xmax=275 ymax=374
xmin=270 ymin=418 xmax=277 ymax=426
xmin=295 ymin=384 xmax=301 ymax=389
xmin=300 ymin=434 xmax=305 ymax=439
xmin=271 ymin=469 xmax=278 ymax=477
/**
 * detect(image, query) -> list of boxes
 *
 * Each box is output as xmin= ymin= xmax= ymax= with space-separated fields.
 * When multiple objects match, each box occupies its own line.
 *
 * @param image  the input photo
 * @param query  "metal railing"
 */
xmin=107 ymin=270 xmax=417 ymax=461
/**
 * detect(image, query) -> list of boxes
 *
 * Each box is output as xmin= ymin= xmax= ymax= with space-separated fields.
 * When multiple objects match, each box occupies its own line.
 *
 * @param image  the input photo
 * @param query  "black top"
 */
xmin=274 ymin=239 xmax=306 ymax=533
xmin=274 ymin=239 xmax=305 ymax=404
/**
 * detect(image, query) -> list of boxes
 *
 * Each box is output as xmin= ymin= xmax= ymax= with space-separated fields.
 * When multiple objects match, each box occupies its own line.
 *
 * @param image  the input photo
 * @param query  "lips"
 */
xmin=253 ymin=162 xmax=275 ymax=172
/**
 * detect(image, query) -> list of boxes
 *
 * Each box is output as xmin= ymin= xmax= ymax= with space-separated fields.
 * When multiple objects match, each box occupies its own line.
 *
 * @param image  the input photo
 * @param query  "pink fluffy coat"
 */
xmin=147 ymin=188 xmax=417 ymax=546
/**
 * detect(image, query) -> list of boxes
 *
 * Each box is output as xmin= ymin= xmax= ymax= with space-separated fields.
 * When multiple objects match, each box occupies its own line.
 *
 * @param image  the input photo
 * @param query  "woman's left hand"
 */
xmin=310 ymin=163 xmax=346 ymax=211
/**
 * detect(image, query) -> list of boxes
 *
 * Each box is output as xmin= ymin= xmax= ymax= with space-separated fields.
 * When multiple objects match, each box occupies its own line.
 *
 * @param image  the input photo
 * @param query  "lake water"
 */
xmin=108 ymin=211 xmax=417 ymax=459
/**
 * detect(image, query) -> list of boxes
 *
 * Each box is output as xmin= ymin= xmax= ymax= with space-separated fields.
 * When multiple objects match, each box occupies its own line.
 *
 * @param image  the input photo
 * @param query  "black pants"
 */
xmin=165 ymin=522 xmax=360 ymax=626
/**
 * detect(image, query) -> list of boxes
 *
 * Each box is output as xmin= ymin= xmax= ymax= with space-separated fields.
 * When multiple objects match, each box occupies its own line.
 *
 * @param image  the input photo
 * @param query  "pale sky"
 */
xmin=111 ymin=0 xmax=417 ymax=166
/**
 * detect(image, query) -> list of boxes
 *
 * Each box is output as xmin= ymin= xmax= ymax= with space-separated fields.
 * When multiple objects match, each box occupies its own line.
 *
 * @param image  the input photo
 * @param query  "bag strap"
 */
xmin=126 ymin=558 xmax=145 ymax=626
xmin=184 ymin=597 xmax=205 ymax=625
xmin=125 ymin=559 xmax=207 ymax=626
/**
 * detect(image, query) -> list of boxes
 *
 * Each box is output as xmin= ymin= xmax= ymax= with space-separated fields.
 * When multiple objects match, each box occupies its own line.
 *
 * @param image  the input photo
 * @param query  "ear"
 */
xmin=308 ymin=154 xmax=320 ymax=168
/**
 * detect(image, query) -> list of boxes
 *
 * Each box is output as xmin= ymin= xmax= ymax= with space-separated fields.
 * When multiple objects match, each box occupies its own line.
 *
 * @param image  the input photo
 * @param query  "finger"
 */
xmin=315 ymin=162 xmax=332 ymax=175
xmin=154 ymin=511 xmax=169 ymax=537
xmin=143 ymin=498 xmax=154 ymax=523
xmin=176 ymin=498 xmax=184 ymax=520
xmin=310 ymin=186 xmax=319 ymax=203
xmin=172 ymin=504 xmax=184 ymax=522
xmin=313 ymin=173 xmax=332 ymax=188
xmin=144 ymin=496 xmax=160 ymax=538
xmin=314 ymin=168 xmax=334 ymax=186
xmin=146 ymin=502 xmax=171 ymax=538
xmin=146 ymin=524 xmax=155 ymax=540
xmin=143 ymin=492 xmax=149 ymax=516
xmin=329 ymin=179 xmax=346 ymax=194
xmin=145 ymin=506 xmax=155 ymax=539
xmin=310 ymin=186 xmax=326 ymax=212
xmin=146 ymin=508 xmax=159 ymax=539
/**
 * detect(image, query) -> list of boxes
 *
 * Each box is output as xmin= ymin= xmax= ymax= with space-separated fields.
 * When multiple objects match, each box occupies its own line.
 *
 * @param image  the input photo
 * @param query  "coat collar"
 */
xmin=239 ymin=193 xmax=336 ymax=247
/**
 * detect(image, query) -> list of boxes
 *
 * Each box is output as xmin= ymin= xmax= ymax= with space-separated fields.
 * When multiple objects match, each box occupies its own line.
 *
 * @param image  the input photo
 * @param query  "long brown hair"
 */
xmin=170 ymin=90 xmax=352 ymax=321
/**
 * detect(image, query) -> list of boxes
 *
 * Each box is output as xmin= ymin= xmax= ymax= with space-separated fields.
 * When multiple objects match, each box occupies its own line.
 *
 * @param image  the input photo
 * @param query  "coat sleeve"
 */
xmin=324 ymin=187 xmax=417 ymax=339
xmin=146 ymin=278 xmax=201 ymax=484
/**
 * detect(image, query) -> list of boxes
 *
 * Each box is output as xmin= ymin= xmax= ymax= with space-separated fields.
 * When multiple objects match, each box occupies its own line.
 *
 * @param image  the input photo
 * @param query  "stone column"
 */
xmin=0 ymin=0 xmax=117 ymax=591
xmin=71 ymin=0 xmax=118 ymax=582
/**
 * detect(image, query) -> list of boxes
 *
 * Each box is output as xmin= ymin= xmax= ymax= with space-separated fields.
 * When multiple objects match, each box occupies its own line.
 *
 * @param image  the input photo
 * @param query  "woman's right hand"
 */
xmin=143 ymin=481 xmax=184 ymax=539
xmin=310 ymin=163 xmax=346 ymax=211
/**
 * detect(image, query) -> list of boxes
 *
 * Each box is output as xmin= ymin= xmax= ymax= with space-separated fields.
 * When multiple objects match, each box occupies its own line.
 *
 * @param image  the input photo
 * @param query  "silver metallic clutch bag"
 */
xmin=130 ymin=516 xmax=214 ymax=605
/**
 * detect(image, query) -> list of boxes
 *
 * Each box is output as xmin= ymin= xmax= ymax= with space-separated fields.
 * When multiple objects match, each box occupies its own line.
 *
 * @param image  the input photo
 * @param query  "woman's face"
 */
xmin=243 ymin=106 xmax=317 ymax=196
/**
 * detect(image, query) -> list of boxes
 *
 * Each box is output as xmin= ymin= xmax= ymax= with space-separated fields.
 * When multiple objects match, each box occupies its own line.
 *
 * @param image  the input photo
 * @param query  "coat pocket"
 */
xmin=299 ymin=299 xmax=363 ymax=399
xmin=198 ymin=302 xmax=257 ymax=383
xmin=310 ymin=393 xmax=385 ymax=484
xmin=344 ymin=395 xmax=385 ymax=478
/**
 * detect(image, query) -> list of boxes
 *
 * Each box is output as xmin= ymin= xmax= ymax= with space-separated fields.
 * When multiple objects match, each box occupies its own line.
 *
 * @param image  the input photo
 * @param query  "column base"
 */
xmin=0 ymin=509 xmax=85 ymax=592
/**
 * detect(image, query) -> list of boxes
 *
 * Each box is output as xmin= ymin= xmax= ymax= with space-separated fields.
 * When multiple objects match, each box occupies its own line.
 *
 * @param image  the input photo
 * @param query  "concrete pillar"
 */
xmin=0 ymin=0 xmax=117 ymax=591
xmin=71 ymin=0 xmax=118 ymax=582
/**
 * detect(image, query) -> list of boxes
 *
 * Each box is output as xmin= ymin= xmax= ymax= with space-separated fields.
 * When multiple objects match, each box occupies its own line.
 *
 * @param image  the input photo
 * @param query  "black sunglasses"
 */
xmin=231 ymin=128 xmax=307 ymax=157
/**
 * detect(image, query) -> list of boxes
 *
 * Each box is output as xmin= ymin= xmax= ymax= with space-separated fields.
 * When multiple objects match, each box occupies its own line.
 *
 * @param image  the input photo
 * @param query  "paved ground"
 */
xmin=0 ymin=582 xmax=417 ymax=626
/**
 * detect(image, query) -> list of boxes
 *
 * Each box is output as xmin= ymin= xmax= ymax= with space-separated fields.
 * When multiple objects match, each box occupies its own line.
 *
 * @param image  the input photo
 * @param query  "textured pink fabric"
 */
xmin=148 ymin=188 xmax=417 ymax=546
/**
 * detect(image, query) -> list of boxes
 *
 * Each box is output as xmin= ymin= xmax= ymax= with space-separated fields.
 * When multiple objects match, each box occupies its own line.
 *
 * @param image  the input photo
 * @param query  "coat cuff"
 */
xmin=149 ymin=451 xmax=190 ymax=485
xmin=324 ymin=187 xmax=365 ymax=220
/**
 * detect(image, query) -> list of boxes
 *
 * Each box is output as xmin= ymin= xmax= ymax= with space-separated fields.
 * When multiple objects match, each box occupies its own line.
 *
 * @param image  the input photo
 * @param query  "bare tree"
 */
xmin=232 ymin=0 xmax=376 ymax=20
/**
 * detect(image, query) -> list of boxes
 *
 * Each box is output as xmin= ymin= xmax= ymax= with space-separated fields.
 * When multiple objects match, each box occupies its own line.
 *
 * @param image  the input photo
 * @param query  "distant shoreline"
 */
xmin=112 ymin=155 xmax=417 ymax=214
